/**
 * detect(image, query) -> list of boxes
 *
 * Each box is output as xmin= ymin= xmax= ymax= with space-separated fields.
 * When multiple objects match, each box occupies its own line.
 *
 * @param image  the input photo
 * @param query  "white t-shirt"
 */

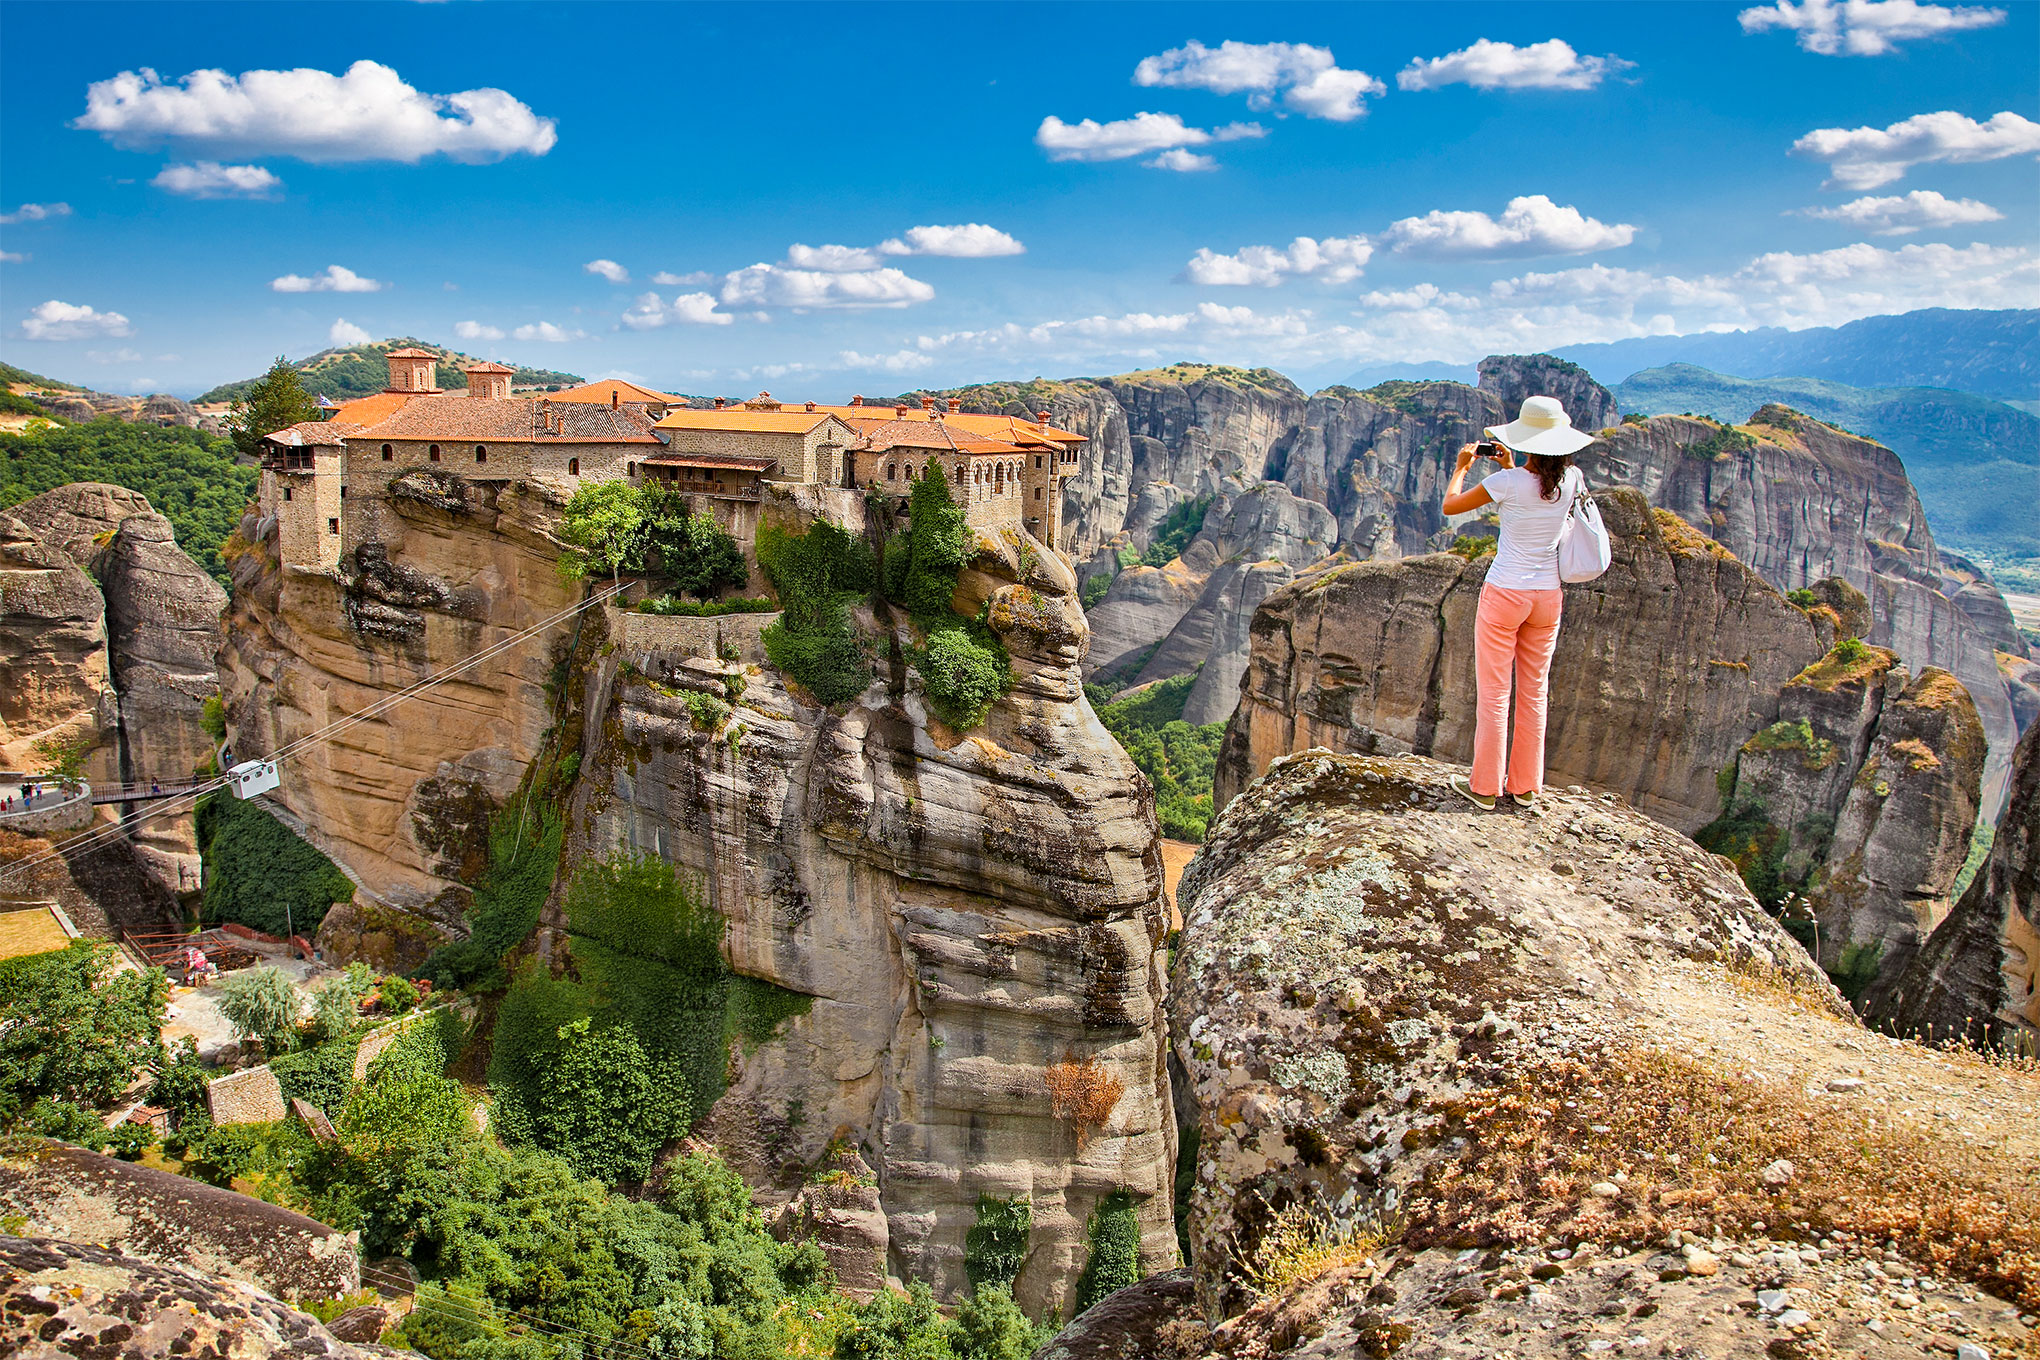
xmin=1479 ymin=465 xmax=1582 ymax=591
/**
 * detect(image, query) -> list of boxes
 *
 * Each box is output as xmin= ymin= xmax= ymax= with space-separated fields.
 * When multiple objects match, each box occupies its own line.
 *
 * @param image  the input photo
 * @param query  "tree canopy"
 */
xmin=0 ymin=941 xmax=166 ymax=1120
xmin=226 ymin=355 xmax=320 ymax=460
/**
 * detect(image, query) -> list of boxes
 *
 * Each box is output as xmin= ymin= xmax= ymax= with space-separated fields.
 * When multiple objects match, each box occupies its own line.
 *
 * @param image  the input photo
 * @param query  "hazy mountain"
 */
xmin=196 ymin=337 xmax=582 ymax=404
xmin=1558 ymin=308 xmax=2038 ymax=402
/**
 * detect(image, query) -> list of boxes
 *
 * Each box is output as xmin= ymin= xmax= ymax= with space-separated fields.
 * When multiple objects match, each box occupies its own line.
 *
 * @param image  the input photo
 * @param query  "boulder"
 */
xmin=1868 ymin=718 xmax=2039 ymax=1049
xmin=1215 ymin=489 xmax=1835 ymax=833
xmin=1811 ymin=667 xmax=1986 ymax=1006
xmin=1478 ymin=352 xmax=1620 ymax=432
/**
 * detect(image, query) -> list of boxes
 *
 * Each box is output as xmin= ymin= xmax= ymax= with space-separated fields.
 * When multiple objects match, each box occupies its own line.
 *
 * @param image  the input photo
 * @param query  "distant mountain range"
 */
xmin=1616 ymin=362 xmax=2040 ymax=565
xmin=195 ymin=338 xmax=582 ymax=405
xmin=1555 ymin=308 xmax=2038 ymax=403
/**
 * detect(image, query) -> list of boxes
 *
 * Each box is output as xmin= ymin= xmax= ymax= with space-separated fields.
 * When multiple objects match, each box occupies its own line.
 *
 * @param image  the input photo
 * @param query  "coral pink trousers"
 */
xmin=1471 ymin=584 xmax=1564 ymax=798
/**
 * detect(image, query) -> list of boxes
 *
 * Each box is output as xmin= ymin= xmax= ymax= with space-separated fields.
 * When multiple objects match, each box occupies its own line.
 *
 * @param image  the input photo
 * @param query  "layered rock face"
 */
xmin=1113 ymin=750 xmax=2038 ymax=1358
xmin=1869 ymin=719 xmax=2040 ymax=1048
xmin=1478 ymin=352 xmax=1620 ymax=432
xmin=0 ymin=512 xmax=113 ymax=773
xmin=573 ymin=518 xmax=1176 ymax=1318
xmin=1214 ymin=489 xmax=1836 ymax=833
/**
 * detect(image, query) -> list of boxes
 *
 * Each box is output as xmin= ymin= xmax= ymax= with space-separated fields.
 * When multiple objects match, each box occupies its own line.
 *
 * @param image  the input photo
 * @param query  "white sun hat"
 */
xmin=1485 ymin=394 xmax=1598 ymax=457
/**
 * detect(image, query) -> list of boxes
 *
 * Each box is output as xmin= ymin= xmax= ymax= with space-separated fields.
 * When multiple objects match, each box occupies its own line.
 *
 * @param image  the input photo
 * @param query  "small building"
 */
xmin=653 ymin=393 xmax=859 ymax=487
xmin=260 ymin=420 xmax=361 ymax=572
xmin=842 ymin=398 xmax=1082 ymax=543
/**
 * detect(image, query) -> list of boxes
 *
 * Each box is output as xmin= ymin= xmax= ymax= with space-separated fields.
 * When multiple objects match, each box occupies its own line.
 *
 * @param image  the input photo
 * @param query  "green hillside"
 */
xmin=1616 ymin=363 xmax=2040 ymax=566
xmin=197 ymin=337 xmax=581 ymax=404
xmin=0 ymin=361 xmax=84 ymax=392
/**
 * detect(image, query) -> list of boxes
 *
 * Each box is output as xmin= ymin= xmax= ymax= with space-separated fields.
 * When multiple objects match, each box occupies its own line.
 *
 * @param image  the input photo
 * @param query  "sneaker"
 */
xmin=1513 ymin=789 xmax=1546 ymax=818
xmin=1450 ymin=775 xmax=1496 ymax=810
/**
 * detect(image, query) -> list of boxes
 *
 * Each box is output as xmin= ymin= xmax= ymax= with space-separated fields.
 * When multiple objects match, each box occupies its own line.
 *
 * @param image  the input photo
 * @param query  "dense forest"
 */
xmin=0 ymin=418 xmax=255 ymax=583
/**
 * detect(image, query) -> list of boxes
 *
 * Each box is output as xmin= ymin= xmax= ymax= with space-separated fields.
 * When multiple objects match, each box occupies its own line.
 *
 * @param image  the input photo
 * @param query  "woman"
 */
xmin=1438 ymin=395 xmax=1597 ymax=812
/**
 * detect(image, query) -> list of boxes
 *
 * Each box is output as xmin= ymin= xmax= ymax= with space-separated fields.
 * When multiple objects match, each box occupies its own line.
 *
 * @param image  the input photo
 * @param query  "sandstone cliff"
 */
xmin=1868 ymin=718 xmax=2040 ymax=1049
xmin=1478 ymin=352 xmax=1620 ymax=432
xmin=0 ymin=511 xmax=113 ymax=774
xmin=1213 ymin=489 xmax=1837 ymax=833
xmin=1052 ymin=750 xmax=2040 ymax=1358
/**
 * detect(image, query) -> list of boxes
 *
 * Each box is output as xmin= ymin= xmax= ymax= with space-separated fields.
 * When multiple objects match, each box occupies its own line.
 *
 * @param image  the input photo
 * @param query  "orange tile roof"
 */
xmin=385 ymin=347 xmax=437 ymax=358
xmin=464 ymin=361 xmax=515 ymax=374
xmin=654 ymin=407 xmax=851 ymax=436
xmin=350 ymin=392 xmax=663 ymax=443
xmin=263 ymin=421 xmax=364 ymax=447
xmin=328 ymin=391 xmax=424 ymax=426
xmin=549 ymin=378 xmax=686 ymax=405
xmin=811 ymin=404 xmax=1082 ymax=446
xmin=851 ymin=419 xmax=1029 ymax=456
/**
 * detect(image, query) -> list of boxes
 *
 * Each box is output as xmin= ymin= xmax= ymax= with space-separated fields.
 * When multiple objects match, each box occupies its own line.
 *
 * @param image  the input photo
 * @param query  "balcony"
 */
xmin=649 ymin=477 xmax=762 ymax=501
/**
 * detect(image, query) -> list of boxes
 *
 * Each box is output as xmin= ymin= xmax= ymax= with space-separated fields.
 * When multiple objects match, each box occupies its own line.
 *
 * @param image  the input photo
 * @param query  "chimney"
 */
xmin=611 ymin=389 xmax=619 ymax=410
xmin=1036 ymin=409 xmax=1051 ymax=424
xmin=714 ymin=396 xmax=726 ymax=409
xmin=851 ymin=395 xmax=863 ymax=406
xmin=805 ymin=400 xmax=816 ymax=412
xmin=895 ymin=404 xmax=908 ymax=418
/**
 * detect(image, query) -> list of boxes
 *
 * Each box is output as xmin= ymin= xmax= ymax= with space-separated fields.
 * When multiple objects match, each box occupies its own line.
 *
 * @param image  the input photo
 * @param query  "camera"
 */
xmin=1474 ymin=441 xmax=1501 ymax=459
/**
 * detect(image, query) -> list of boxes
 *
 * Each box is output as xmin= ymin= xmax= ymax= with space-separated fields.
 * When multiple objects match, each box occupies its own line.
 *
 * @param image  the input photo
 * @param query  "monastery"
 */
xmin=258 ymin=349 xmax=1085 ymax=574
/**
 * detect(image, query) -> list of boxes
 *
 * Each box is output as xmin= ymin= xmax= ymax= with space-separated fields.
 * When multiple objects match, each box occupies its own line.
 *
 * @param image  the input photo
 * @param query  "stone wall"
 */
xmin=206 ymin=1064 xmax=285 ymax=1125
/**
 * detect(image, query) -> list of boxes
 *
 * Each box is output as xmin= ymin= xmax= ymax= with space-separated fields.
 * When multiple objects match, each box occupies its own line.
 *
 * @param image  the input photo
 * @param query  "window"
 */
xmin=629 ymin=462 xmax=639 ymax=478
xmin=475 ymin=445 xmax=487 ymax=463
xmin=1035 ymin=487 xmax=1042 ymax=501
xmin=568 ymin=457 xmax=580 ymax=475
xmin=327 ymin=517 xmax=339 ymax=535
xmin=887 ymin=464 xmax=895 ymax=481
xmin=1035 ymin=455 xmax=1043 ymax=469
xmin=339 ymin=485 xmax=347 ymax=498
xmin=381 ymin=444 xmax=393 ymax=461
xmin=283 ymin=486 xmax=292 ymax=501
xmin=429 ymin=444 xmax=441 ymax=462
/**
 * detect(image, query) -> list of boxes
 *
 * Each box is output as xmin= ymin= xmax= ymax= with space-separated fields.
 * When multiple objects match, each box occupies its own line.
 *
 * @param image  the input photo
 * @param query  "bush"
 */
xmin=1447 ymin=535 xmax=1497 ymax=562
xmin=832 ymin=1280 xmax=959 ymax=1359
xmin=954 ymin=1285 xmax=1048 ymax=1360
xmin=415 ymin=803 xmax=563 ymax=992
xmin=1140 ymin=494 xmax=1211 ymax=568
xmin=215 ymin=966 xmax=307 ymax=1055
xmin=517 ymin=1015 xmax=692 ymax=1184
xmin=1786 ymin=587 xmax=1818 ymax=608
xmin=637 ymin=594 xmax=776 ymax=616
xmin=758 ymin=519 xmax=877 ymax=705
xmin=270 ymin=1038 xmax=361 ymax=1115
xmin=1834 ymin=635 xmax=1867 ymax=663
xmin=919 ymin=623 xmax=1010 ymax=729
xmin=1073 ymin=1191 xmax=1142 ymax=1314
xmin=644 ymin=491 xmax=749 ymax=599
xmin=888 ymin=464 xmax=975 ymax=623
xmin=1079 ymin=572 xmax=1113 ymax=611
xmin=150 ymin=1037 xmax=209 ymax=1123
xmin=196 ymin=792 xmax=355 ymax=938
xmin=0 ymin=941 xmax=166 ymax=1119
xmin=378 ymin=974 xmax=421 ymax=1014
xmin=965 ymin=1194 xmax=1032 ymax=1292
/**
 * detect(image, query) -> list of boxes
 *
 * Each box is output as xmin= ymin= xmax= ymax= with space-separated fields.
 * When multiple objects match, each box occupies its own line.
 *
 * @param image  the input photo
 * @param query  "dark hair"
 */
xmin=1527 ymin=452 xmax=1573 ymax=503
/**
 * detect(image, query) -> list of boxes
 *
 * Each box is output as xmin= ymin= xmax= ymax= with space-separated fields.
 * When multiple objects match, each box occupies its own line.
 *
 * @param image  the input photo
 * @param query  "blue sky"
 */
xmin=2 ymin=0 xmax=2035 ymax=398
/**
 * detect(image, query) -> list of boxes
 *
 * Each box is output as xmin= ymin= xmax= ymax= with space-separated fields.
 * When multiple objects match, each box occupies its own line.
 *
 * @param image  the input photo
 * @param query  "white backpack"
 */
xmin=1556 ymin=472 xmax=1611 ymax=583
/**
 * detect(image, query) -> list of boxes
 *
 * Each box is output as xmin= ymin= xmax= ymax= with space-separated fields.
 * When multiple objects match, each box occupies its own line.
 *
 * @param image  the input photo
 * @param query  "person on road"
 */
xmin=1438 ymin=395 xmax=1598 ymax=812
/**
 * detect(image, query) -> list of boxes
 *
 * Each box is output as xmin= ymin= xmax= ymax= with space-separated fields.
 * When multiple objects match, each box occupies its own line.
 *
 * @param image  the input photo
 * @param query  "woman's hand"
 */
xmin=1495 ymin=442 xmax=1517 ymax=469
xmin=1454 ymin=443 xmax=1477 ymax=471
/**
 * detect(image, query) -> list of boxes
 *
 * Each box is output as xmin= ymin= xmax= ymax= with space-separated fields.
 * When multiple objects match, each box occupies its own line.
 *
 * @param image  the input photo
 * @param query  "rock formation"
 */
xmin=1868 ymin=718 xmax=2040 ymax=1049
xmin=1478 ymin=352 xmax=1620 ymax=432
xmin=2005 ymin=650 xmax=2040 ymax=737
xmin=1 ymin=1235 xmax=395 ymax=1359
xmin=1808 ymin=667 xmax=1986 ymax=1003
xmin=1214 ymin=489 xmax=1838 ymax=833
xmin=0 ymin=512 xmax=113 ymax=775
xmin=1062 ymin=749 xmax=2039 ymax=1358
xmin=1939 ymin=548 xmax=2026 ymax=656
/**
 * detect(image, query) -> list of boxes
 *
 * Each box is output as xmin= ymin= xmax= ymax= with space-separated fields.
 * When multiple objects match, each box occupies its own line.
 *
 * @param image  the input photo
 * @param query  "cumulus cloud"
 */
xmin=1183 ymin=235 xmax=1374 ymax=285
xmin=1396 ymin=38 xmax=1632 ymax=91
xmin=1791 ymin=109 xmax=2040 ymax=189
xmin=152 ymin=161 xmax=281 ymax=198
xmin=0 ymin=252 xmax=23 ymax=264
xmin=583 ymin=259 xmax=629 ymax=283
xmin=1356 ymin=283 xmax=1483 ymax=311
xmin=786 ymin=243 xmax=884 ymax=272
xmin=650 ymin=270 xmax=713 ymax=286
xmin=330 ymin=319 xmax=372 ymax=345
xmin=271 ymin=264 xmax=384 ymax=293
xmin=1798 ymin=189 xmax=2003 ymax=234
xmin=1035 ymin=112 xmax=1264 ymax=164
xmin=72 ymin=61 xmax=557 ymax=163
xmin=838 ymin=348 xmax=935 ymax=374
xmin=1133 ymin=40 xmax=1385 ymax=120
xmin=18 ymin=300 xmax=132 ymax=341
xmin=0 ymin=202 xmax=72 ymax=225
xmin=719 ymin=263 xmax=934 ymax=309
xmin=511 ymin=321 xmax=585 ymax=342
xmin=1739 ymin=0 xmax=2006 ymax=54
xmin=620 ymin=291 xmax=732 ymax=329
xmin=1381 ymin=195 xmax=1636 ymax=258
xmin=876 ymin=223 xmax=1025 ymax=258
xmin=1148 ymin=149 xmax=1217 ymax=172
xmin=453 ymin=320 xmax=504 ymax=341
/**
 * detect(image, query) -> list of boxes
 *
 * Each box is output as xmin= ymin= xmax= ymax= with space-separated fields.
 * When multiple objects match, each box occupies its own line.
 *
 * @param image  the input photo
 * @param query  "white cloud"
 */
xmin=719 ymin=264 xmax=934 ymax=309
xmin=1356 ymin=283 xmax=1482 ymax=310
xmin=1034 ymin=111 xmax=1264 ymax=164
xmin=620 ymin=291 xmax=732 ymax=329
xmin=650 ymin=270 xmax=713 ymax=286
xmin=1739 ymin=0 xmax=2006 ymax=54
xmin=0 ymin=252 xmax=24 ymax=263
xmin=0 ymin=202 xmax=72 ymax=225
xmin=838 ymin=348 xmax=936 ymax=374
xmin=1133 ymin=40 xmax=1385 ymax=121
xmin=271 ymin=264 xmax=385 ymax=293
xmin=1396 ymin=39 xmax=1632 ymax=91
xmin=73 ymin=61 xmax=557 ymax=163
xmin=1381 ymin=195 xmax=1636 ymax=258
xmin=786 ymin=243 xmax=884 ymax=272
xmin=1799 ymin=188 xmax=2004 ymax=234
xmin=511 ymin=321 xmax=585 ymax=342
xmin=152 ymin=161 xmax=280 ymax=198
xmin=1184 ymin=235 xmax=1374 ymax=285
xmin=583 ymin=259 xmax=629 ymax=283
xmin=329 ymin=319 xmax=372 ymax=346
xmin=86 ymin=347 xmax=145 ymax=364
xmin=453 ymin=320 xmax=504 ymax=341
xmin=18 ymin=300 xmax=133 ymax=341
xmin=876 ymin=223 xmax=1025 ymax=258
xmin=1148 ymin=149 xmax=1217 ymax=172
xmin=1791 ymin=109 xmax=2040 ymax=189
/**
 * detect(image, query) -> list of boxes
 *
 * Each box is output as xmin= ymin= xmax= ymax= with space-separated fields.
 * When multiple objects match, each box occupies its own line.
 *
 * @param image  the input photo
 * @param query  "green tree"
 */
xmin=834 ymin=1281 xmax=960 ymax=1360
xmin=0 ymin=941 xmax=167 ymax=1119
xmin=29 ymin=732 xmax=91 ymax=788
xmin=644 ymin=490 xmax=749 ymax=600
xmin=919 ymin=626 xmax=1009 ymax=729
xmin=520 ymin=1017 xmax=692 ymax=1184
xmin=195 ymin=791 xmax=356 ymax=938
xmin=557 ymin=479 xmax=649 ymax=583
xmin=227 ymin=355 xmax=319 ymax=460
xmin=214 ymin=966 xmax=306 ymax=1055
xmin=1073 ymin=1191 xmax=1141 ymax=1314
xmin=954 ymin=1285 xmax=1047 ymax=1360
xmin=149 ymin=1036 xmax=209 ymax=1124
xmin=892 ymin=464 xmax=975 ymax=623
xmin=757 ymin=520 xmax=876 ymax=705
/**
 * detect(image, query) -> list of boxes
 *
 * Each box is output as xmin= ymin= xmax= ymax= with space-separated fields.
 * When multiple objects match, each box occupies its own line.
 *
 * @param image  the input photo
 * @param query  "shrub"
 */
xmin=954 ymin=1285 xmax=1049 ymax=1360
xmin=309 ymin=971 xmax=369 ymax=1042
xmin=890 ymin=463 xmax=975 ymax=623
xmin=415 ymin=802 xmax=563 ymax=992
xmin=1140 ymin=494 xmax=1211 ymax=568
xmin=378 ymin=974 xmax=420 ymax=1014
xmin=832 ymin=1280 xmax=959 ymax=1359
xmin=1694 ymin=804 xmax=1790 ymax=909
xmin=637 ymin=594 xmax=776 ymax=616
xmin=684 ymin=690 xmax=731 ymax=731
xmin=1239 ymin=1202 xmax=1383 ymax=1298
xmin=196 ymin=792 xmax=355 ymax=938
xmin=758 ymin=518 xmax=876 ymax=705
xmin=1786 ymin=587 xmax=1818 ymax=609
xmin=520 ymin=1015 xmax=692 ymax=1184
xmin=1073 ymin=1191 xmax=1142 ymax=1314
xmin=150 ymin=1037 xmax=209 ymax=1124
xmin=1046 ymin=1054 xmax=1124 ymax=1148
xmin=1079 ymin=572 xmax=1113 ymax=611
xmin=215 ymin=966 xmax=306 ymax=1055
xmin=965 ymin=1194 xmax=1033 ymax=1292
xmin=1447 ymin=535 xmax=1497 ymax=562
xmin=642 ymin=490 xmax=748 ymax=599
xmin=270 ymin=1037 xmax=362 ymax=1115
xmin=0 ymin=941 xmax=166 ymax=1118
xmin=1685 ymin=423 xmax=1758 ymax=461
xmin=919 ymin=623 xmax=1010 ymax=729
xmin=1833 ymin=635 xmax=1867 ymax=663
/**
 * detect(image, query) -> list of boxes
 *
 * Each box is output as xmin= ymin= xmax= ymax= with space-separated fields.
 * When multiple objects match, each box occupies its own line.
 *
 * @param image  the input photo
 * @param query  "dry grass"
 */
xmin=1790 ymin=642 xmax=1899 ymax=693
xmin=1720 ymin=953 xmax=1844 ymax=1015
xmin=1890 ymin=737 xmax=1942 ymax=771
xmin=1239 ymin=1202 xmax=1387 ymax=1299
xmin=1650 ymin=509 xmax=1738 ymax=562
xmin=1046 ymin=1053 xmax=1125 ymax=1148
xmin=1401 ymin=1045 xmax=2040 ymax=1310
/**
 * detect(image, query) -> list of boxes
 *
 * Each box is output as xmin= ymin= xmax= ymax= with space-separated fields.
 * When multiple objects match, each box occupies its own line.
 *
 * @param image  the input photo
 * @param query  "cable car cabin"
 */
xmin=227 ymin=760 xmax=281 ymax=799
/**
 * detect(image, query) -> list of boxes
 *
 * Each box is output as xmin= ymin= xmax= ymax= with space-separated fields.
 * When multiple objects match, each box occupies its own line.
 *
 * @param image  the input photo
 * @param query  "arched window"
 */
xmin=475 ymin=445 xmax=487 ymax=463
xmin=428 ymin=444 xmax=441 ymax=462
xmin=629 ymin=462 xmax=639 ymax=478
xmin=381 ymin=444 xmax=393 ymax=461
xmin=568 ymin=457 xmax=580 ymax=476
